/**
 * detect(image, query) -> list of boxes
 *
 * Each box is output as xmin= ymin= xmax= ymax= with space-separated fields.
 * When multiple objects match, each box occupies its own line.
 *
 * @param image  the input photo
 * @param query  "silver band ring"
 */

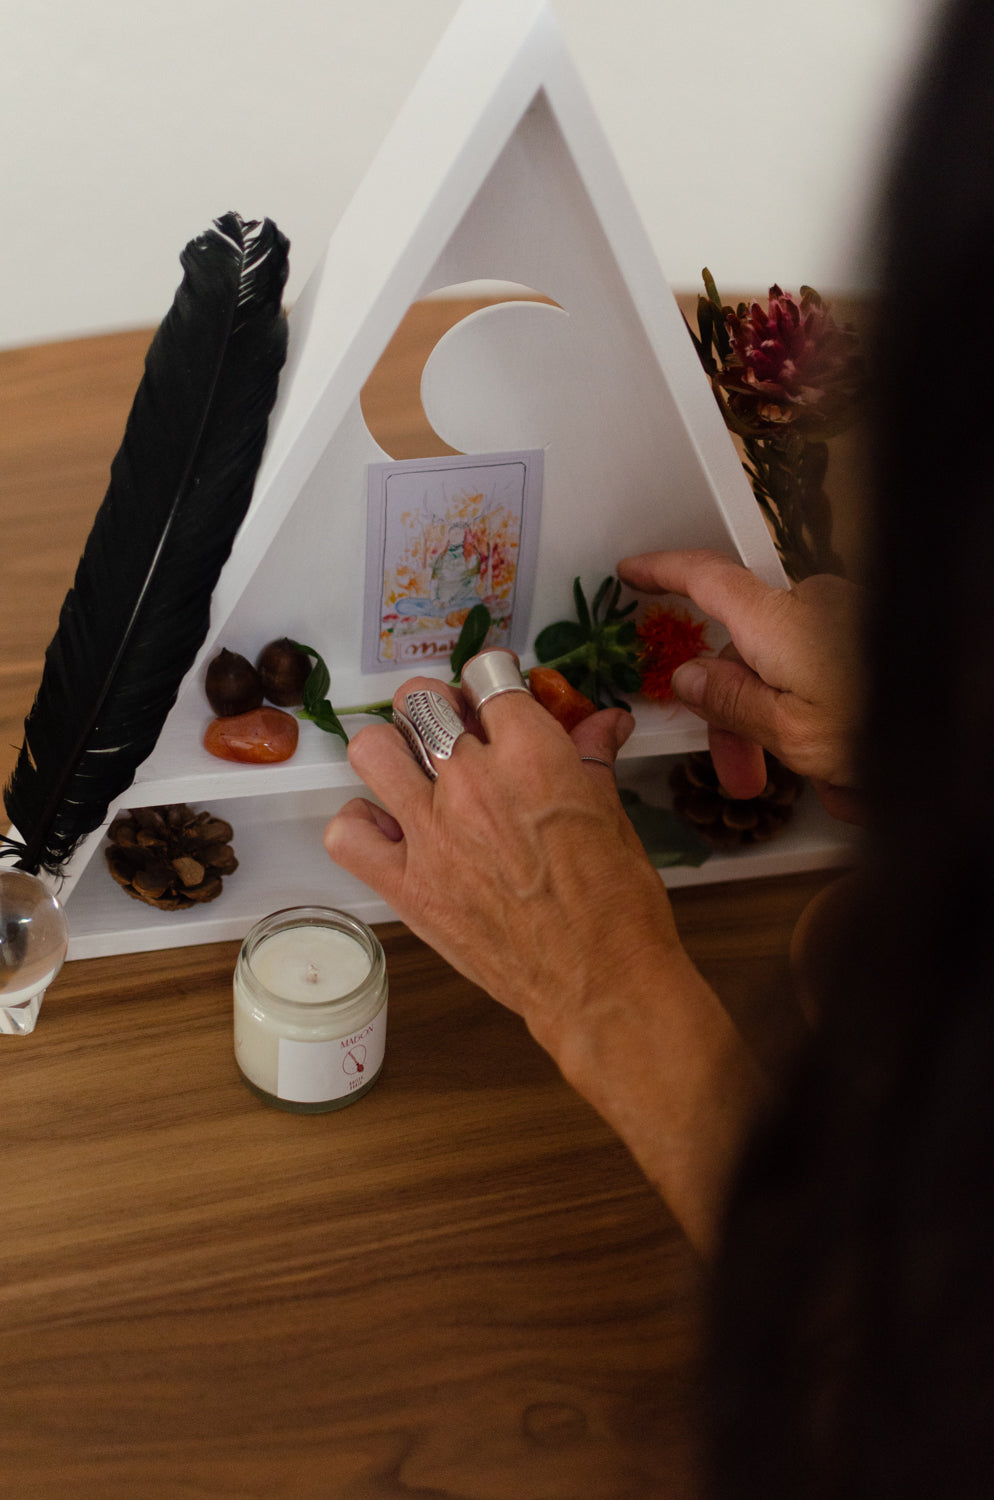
xmin=580 ymin=755 xmax=614 ymax=771
xmin=460 ymin=649 xmax=531 ymax=717
xmin=393 ymin=689 xmax=467 ymax=781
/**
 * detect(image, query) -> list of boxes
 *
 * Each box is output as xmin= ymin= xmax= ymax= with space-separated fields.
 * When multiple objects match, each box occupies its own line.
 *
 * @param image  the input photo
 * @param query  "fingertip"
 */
xmin=571 ymin=706 xmax=635 ymax=764
xmin=670 ymin=659 xmax=709 ymax=709
xmin=610 ymin=706 xmax=636 ymax=753
xmin=707 ymin=728 xmax=768 ymax=800
xmin=616 ymin=552 xmax=666 ymax=593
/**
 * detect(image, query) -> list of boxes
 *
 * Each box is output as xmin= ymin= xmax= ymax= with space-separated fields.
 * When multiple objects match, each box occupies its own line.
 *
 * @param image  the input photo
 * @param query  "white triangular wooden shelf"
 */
xmin=48 ymin=0 xmax=857 ymax=957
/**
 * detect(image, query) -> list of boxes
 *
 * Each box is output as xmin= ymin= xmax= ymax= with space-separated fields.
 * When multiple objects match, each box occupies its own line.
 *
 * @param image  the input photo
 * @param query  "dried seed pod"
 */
xmin=256 ymin=638 xmax=311 ymax=707
xmin=205 ymin=648 xmax=264 ymax=716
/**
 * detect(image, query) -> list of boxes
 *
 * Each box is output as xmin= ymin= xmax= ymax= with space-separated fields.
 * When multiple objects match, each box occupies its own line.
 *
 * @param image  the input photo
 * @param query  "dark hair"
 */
xmin=705 ymin=3 xmax=994 ymax=1494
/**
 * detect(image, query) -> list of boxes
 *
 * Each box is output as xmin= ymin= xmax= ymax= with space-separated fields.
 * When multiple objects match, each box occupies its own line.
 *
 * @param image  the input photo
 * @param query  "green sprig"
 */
xmin=533 ymin=576 xmax=642 ymax=708
xmin=287 ymin=607 xmax=494 ymax=747
xmin=289 ymin=576 xmax=644 ymax=741
xmin=288 ymin=642 xmax=393 ymax=746
xmin=448 ymin=603 xmax=492 ymax=679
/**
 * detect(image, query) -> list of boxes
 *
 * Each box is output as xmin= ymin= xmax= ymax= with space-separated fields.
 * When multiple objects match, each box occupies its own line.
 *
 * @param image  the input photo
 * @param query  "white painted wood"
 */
xmin=62 ymin=769 xmax=858 ymax=960
xmin=51 ymin=0 xmax=851 ymax=955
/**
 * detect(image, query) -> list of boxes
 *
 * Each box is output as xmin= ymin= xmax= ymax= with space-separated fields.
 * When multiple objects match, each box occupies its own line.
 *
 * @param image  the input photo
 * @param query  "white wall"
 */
xmin=0 ymin=0 xmax=940 ymax=350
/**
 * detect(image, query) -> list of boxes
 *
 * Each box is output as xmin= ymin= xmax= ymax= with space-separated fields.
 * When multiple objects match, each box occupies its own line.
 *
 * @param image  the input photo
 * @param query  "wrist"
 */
xmin=528 ymin=928 xmax=769 ymax=1256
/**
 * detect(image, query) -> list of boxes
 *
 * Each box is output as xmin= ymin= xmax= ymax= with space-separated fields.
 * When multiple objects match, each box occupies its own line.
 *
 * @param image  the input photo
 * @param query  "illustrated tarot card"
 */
xmin=362 ymin=449 xmax=543 ymax=673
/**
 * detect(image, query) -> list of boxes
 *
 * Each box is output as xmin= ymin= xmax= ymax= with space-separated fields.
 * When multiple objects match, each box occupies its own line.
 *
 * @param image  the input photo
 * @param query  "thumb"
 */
xmin=670 ymin=655 xmax=783 ymax=751
xmin=570 ymin=707 xmax=635 ymax=766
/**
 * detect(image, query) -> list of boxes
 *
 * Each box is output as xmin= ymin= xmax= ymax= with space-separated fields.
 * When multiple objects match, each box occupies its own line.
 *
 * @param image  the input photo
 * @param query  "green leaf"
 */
xmin=695 ymin=294 xmax=714 ymax=350
xmin=590 ymin=575 xmax=614 ymax=619
xmin=611 ymin=661 xmax=643 ymax=693
xmin=618 ymin=789 xmax=712 ymax=868
xmin=531 ymin=575 xmax=645 ymax=708
xmin=605 ymin=578 xmax=623 ymax=620
xmin=534 ymin=620 xmax=585 ymax=661
xmin=288 ymin=641 xmax=349 ymax=746
xmin=299 ymin=700 xmax=349 ymax=744
xmin=572 ymin=576 xmax=591 ymax=634
xmin=450 ymin=603 xmax=492 ymax=678
xmin=288 ymin=641 xmax=327 ymax=709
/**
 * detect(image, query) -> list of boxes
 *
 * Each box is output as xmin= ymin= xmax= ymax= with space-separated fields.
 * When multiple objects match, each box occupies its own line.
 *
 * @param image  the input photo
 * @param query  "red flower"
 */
xmin=716 ymin=285 xmax=862 ymax=436
xmin=636 ymin=607 xmax=709 ymax=702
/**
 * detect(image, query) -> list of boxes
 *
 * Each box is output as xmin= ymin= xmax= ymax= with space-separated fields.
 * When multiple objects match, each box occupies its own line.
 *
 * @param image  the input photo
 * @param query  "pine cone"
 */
xmin=105 ymin=804 xmax=237 ymax=910
xmin=670 ymin=750 xmax=803 ymax=850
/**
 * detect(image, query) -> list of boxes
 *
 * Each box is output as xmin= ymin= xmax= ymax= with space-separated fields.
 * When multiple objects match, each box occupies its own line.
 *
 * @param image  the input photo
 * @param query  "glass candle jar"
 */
xmin=233 ymin=907 xmax=388 ymax=1113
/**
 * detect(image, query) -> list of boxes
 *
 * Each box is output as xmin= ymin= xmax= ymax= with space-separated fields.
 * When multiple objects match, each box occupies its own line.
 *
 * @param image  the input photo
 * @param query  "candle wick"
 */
xmin=304 ymin=963 xmax=320 ymax=984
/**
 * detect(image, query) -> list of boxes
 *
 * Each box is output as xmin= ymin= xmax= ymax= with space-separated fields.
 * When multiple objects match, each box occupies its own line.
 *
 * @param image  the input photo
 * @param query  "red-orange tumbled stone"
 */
xmin=528 ymin=667 xmax=598 ymax=733
xmin=203 ymin=707 xmax=299 ymax=763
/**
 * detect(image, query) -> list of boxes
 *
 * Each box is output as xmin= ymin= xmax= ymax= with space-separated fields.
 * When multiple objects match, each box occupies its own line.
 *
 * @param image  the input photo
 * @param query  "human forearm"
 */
xmin=325 ymin=680 xmax=768 ymax=1257
xmin=528 ymin=929 xmax=768 ymax=1257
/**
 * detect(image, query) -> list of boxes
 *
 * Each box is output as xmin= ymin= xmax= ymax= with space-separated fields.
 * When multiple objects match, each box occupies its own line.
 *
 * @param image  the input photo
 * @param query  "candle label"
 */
xmin=276 ymin=1004 xmax=388 ymax=1103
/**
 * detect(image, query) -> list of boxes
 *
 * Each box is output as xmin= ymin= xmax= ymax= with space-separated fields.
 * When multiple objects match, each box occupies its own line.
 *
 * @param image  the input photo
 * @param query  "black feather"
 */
xmin=2 ymin=212 xmax=289 ymax=876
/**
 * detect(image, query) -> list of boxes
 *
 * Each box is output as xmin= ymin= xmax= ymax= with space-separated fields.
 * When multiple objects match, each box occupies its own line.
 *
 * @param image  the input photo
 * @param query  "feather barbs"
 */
xmin=2 ymin=213 xmax=290 ymax=875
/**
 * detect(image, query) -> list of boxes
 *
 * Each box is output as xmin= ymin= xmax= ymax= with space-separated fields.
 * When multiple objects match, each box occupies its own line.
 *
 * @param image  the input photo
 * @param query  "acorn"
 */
xmin=205 ymin=648 xmax=264 ymax=717
xmin=256 ymin=638 xmax=311 ymax=707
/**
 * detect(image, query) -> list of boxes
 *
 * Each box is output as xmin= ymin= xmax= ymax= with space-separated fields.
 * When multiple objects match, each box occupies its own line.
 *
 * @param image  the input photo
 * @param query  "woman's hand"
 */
xmin=325 ymin=678 xmax=670 ymax=1048
xmin=323 ymin=661 xmax=768 ymax=1254
xmin=618 ymin=549 xmax=865 ymax=823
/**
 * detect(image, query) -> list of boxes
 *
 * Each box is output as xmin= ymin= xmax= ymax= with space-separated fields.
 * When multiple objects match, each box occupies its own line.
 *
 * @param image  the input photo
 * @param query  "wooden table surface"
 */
xmin=0 ymin=308 xmax=837 ymax=1500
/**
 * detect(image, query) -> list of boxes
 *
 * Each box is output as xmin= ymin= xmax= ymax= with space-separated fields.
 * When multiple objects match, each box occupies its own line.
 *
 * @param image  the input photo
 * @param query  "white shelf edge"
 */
xmin=60 ymin=765 xmax=858 ymax=960
xmin=124 ymin=700 xmax=709 ymax=808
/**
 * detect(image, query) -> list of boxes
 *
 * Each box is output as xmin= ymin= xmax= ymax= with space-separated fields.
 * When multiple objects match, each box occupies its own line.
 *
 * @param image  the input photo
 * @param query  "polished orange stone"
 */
xmin=203 ymin=707 xmax=299 ymax=763
xmin=527 ymin=667 xmax=597 ymax=733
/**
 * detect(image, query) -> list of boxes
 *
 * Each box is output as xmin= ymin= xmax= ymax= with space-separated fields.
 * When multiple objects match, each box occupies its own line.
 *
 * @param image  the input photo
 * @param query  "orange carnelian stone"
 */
xmin=528 ymin=667 xmax=598 ymax=733
xmin=204 ymin=707 xmax=299 ymax=763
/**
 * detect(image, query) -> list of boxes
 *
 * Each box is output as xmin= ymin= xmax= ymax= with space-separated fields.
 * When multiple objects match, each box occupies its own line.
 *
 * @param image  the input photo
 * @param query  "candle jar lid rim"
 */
xmin=236 ymin=905 xmax=385 ymax=1015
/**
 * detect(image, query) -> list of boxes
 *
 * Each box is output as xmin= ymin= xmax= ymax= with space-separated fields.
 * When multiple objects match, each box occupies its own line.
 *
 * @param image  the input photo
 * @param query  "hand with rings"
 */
xmin=322 ymin=647 xmax=671 ymax=1029
xmin=324 ymin=645 xmax=766 ymax=1253
xmin=389 ymin=647 xmax=531 ymax=781
xmin=392 ymin=687 xmax=469 ymax=780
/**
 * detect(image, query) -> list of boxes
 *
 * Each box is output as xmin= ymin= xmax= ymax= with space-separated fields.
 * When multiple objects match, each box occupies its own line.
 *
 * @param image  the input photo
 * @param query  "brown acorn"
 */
xmin=205 ymin=648 xmax=264 ymax=716
xmin=256 ymin=638 xmax=311 ymax=707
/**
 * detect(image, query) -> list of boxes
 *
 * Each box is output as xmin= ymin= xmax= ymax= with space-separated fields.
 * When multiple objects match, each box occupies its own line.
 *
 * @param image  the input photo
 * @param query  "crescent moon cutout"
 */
xmin=360 ymin=282 xmax=560 ymax=460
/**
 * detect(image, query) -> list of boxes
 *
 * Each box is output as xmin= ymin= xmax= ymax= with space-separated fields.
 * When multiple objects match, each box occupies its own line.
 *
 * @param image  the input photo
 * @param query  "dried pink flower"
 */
xmin=687 ymin=271 xmax=864 ymax=579
xmin=715 ymin=285 xmax=862 ymax=437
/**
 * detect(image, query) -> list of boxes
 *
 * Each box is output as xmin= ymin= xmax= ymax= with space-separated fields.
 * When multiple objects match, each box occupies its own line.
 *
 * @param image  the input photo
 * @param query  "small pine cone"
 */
xmin=670 ymin=750 xmax=804 ymax=850
xmin=105 ymin=804 xmax=237 ymax=910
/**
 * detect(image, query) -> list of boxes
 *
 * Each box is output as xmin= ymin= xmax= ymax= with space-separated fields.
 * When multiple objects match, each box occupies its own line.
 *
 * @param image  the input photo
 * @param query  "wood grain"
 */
xmin=0 ymin=309 xmax=840 ymax=1499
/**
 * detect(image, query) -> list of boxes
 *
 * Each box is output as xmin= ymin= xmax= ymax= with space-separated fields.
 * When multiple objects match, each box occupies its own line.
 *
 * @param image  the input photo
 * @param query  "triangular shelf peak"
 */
xmin=52 ymin=0 xmax=853 ymax=958
xmin=138 ymin=0 xmax=783 ymax=796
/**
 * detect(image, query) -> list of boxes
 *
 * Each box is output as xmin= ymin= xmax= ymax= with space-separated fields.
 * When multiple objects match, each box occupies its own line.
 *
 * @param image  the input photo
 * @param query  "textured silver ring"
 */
xmin=580 ymin=755 xmax=614 ymax=771
xmin=393 ymin=689 xmax=467 ymax=781
xmin=460 ymin=648 xmax=531 ymax=717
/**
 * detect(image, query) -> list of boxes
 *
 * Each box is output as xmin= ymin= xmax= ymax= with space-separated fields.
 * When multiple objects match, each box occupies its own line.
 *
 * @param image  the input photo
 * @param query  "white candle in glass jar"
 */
xmin=250 ymin=927 xmax=372 ymax=1003
xmin=233 ymin=907 xmax=388 ymax=1113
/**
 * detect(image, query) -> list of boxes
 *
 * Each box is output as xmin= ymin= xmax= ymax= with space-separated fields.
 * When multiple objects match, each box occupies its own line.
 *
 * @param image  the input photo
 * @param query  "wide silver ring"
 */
xmin=460 ymin=649 xmax=531 ymax=716
xmin=393 ymin=689 xmax=467 ymax=781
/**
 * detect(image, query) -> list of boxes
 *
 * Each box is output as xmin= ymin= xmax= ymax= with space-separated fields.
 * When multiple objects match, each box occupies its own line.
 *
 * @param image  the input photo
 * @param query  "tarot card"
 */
xmin=362 ymin=449 xmax=543 ymax=673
